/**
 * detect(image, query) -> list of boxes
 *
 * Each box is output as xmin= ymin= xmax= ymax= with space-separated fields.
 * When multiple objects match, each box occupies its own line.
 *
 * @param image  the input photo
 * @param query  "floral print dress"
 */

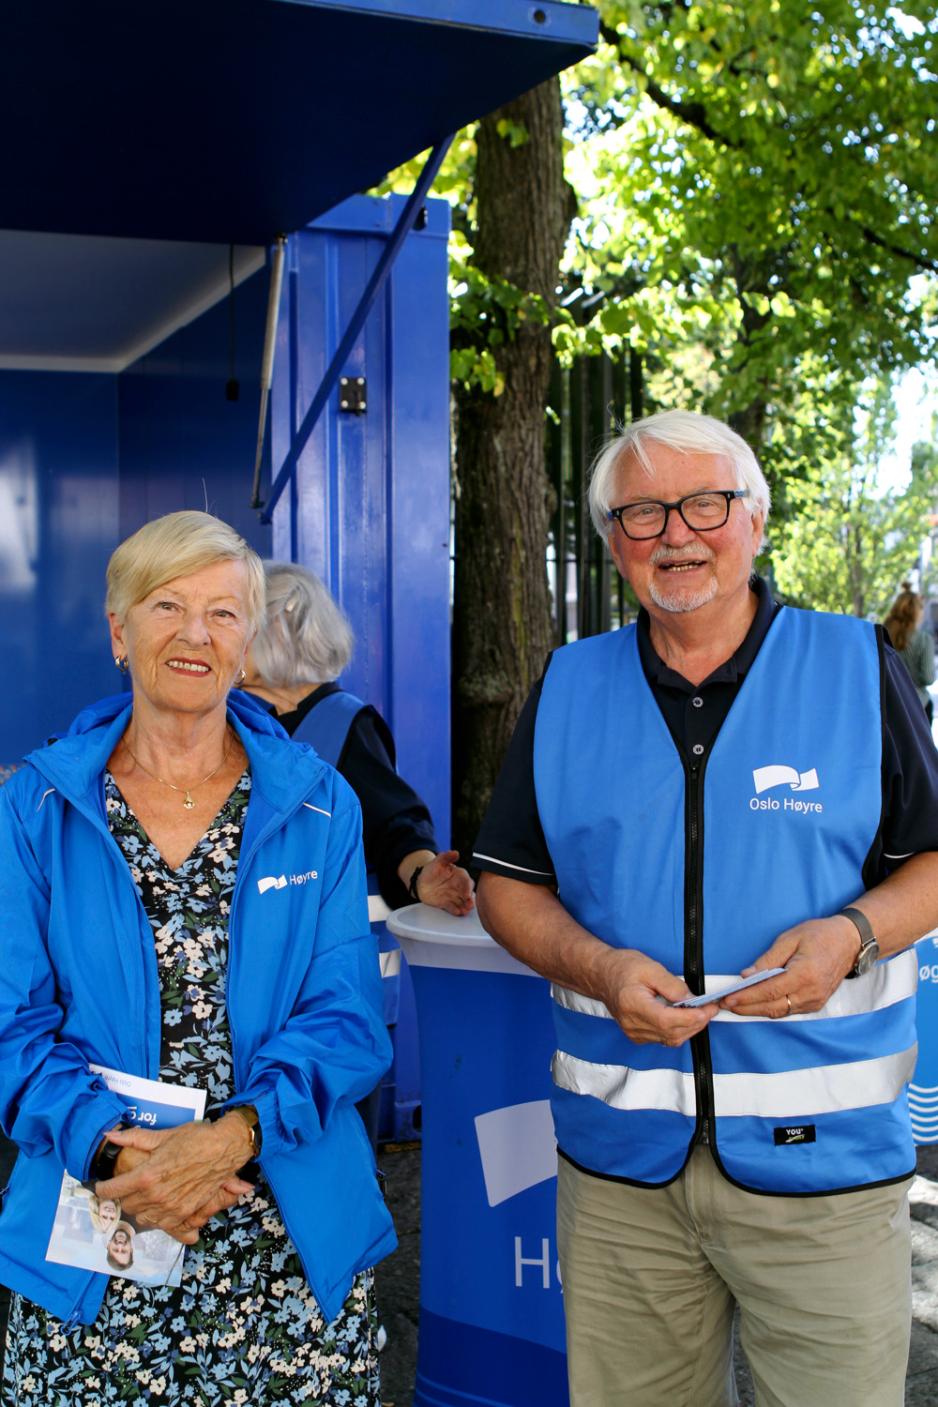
xmin=2 ymin=771 xmax=379 ymax=1407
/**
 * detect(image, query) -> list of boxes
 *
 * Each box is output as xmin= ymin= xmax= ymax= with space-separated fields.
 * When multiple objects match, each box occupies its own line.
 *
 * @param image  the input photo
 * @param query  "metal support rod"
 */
xmin=251 ymin=235 xmax=288 ymax=509
xmin=259 ymin=133 xmax=454 ymax=524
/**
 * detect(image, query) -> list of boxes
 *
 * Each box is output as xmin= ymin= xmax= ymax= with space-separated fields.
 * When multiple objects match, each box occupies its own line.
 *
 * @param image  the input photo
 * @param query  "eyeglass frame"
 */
xmin=606 ymin=488 xmax=750 ymax=541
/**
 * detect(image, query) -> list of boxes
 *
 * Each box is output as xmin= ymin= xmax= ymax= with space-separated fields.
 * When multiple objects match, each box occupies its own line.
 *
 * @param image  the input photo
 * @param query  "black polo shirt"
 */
xmin=473 ymin=579 xmax=938 ymax=890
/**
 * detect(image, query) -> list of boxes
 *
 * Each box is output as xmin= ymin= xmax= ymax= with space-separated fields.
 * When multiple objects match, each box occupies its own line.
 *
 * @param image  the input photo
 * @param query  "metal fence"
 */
xmin=545 ymin=347 xmax=644 ymax=644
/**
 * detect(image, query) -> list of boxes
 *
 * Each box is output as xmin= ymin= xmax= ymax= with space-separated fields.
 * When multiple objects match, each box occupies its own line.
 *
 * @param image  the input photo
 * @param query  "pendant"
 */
xmin=183 ymin=792 xmax=195 ymax=810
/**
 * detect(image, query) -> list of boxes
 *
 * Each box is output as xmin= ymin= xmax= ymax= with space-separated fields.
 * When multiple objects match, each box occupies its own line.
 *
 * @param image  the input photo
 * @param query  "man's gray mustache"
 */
xmin=650 ymin=548 xmax=715 ymax=565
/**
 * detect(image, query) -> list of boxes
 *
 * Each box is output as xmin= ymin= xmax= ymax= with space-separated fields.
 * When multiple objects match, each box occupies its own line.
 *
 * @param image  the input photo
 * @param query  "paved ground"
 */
xmin=375 ymin=1142 xmax=938 ymax=1407
xmin=375 ymin=1143 xmax=422 ymax=1407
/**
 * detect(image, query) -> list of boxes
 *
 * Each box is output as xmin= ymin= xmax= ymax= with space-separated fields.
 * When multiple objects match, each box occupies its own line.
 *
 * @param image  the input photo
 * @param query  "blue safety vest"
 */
xmin=534 ymin=607 xmax=917 ymax=1194
xmin=291 ymin=689 xmax=373 ymax=767
xmin=292 ymin=690 xmax=402 ymax=1022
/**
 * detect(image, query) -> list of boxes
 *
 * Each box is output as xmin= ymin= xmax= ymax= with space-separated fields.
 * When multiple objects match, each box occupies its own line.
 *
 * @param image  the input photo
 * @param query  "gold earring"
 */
xmin=114 ymin=655 xmax=129 ymax=674
xmin=239 ymin=667 xmax=246 ymax=683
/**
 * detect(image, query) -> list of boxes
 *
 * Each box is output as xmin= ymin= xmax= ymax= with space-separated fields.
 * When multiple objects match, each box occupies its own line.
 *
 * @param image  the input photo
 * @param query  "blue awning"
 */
xmin=1 ymin=0 xmax=597 ymax=245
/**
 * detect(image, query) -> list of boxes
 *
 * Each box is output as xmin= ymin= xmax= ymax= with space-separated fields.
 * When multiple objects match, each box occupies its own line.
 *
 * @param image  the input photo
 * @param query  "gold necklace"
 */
xmin=123 ymin=732 xmax=231 ymax=810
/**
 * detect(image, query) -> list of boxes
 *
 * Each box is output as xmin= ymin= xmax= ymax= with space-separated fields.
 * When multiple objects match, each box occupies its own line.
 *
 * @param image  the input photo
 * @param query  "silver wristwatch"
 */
xmin=841 ymin=906 xmax=880 ymax=978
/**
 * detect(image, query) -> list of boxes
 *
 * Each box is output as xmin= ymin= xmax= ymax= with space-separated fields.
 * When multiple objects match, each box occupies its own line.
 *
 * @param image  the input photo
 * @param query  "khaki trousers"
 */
xmin=557 ymin=1147 xmax=912 ymax=1407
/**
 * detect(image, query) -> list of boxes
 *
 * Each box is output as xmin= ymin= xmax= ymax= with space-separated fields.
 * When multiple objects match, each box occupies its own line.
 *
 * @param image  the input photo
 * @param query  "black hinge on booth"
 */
xmin=339 ymin=376 xmax=367 ymax=414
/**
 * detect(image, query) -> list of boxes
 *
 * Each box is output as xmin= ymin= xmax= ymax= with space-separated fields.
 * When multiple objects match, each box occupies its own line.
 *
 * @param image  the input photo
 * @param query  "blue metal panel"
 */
xmin=2 ymin=1 xmax=596 ymax=245
xmin=0 ymin=373 xmax=121 ymax=760
xmin=116 ymin=268 xmax=272 ymax=557
xmin=261 ymin=137 xmax=453 ymax=524
xmin=271 ymin=195 xmax=452 ymax=841
xmin=0 ymin=272 xmax=274 ymax=762
xmin=269 ymin=194 xmax=451 ymax=1141
xmin=386 ymin=200 xmax=453 ymax=846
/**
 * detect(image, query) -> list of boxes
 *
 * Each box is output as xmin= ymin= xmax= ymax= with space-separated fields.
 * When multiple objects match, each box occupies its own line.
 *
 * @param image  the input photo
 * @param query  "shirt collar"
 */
xmin=637 ymin=576 xmax=779 ymax=692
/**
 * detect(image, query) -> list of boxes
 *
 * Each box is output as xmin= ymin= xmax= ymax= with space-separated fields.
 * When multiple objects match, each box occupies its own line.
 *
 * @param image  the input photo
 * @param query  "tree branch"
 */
xmin=851 ymin=219 xmax=938 ymax=275
xmin=599 ymin=23 xmax=741 ymax=148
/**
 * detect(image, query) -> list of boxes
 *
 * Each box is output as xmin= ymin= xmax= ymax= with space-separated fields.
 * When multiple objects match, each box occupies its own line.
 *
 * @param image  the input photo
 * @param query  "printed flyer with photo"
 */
xmin=45 ymin=1064 xmax=206 ymax=1288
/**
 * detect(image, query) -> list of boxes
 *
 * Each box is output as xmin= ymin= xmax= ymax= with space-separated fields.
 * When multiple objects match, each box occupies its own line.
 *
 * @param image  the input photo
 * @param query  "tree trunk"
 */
xmin=452 ymin=78 xmax=571 ymax=858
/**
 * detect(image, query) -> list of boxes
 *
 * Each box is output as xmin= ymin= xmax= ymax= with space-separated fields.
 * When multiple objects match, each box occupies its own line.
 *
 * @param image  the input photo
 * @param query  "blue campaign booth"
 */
xmin=389 ymin=906 xmax=568 ymax=1407
xmin=0 ymin=0 xmax=597 ymax=1141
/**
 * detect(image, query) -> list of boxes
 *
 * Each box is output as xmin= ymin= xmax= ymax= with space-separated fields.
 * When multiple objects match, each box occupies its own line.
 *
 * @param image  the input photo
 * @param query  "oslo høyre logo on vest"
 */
xmin=749 ymin=764 xmax=823 ymax=816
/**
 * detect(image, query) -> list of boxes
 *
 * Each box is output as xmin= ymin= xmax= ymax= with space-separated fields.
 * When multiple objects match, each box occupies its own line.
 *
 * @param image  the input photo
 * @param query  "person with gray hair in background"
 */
xmin=243 ymin=561 xmax=474 ymax=919
xmin=473 ymin=409 xmax=938 ymax=1407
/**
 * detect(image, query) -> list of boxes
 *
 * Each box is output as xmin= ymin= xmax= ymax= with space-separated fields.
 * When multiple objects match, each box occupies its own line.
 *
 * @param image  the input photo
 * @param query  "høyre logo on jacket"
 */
xmin=749 ymin=764 xmax=823 ymax=815
xmin=257 ymin=871 xmax=320 ymax=895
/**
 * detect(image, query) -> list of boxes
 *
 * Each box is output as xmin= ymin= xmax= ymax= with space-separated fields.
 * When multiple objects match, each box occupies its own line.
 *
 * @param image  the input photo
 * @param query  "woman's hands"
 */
xmin=95 ymin=1114 xmax=256 ymax=1244
xmin=404 ymin=849 xmax=475 ymax=916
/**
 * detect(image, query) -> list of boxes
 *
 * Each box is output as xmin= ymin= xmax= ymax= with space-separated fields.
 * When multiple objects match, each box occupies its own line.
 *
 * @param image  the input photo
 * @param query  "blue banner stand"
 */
xmin=910 ymin=931 xmax=938 ymax=1144
xmin=388 ymin=906 xmax=569 ymax=1407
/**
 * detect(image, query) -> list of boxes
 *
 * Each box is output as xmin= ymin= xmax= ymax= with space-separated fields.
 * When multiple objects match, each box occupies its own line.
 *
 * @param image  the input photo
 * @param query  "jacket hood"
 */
xmin=23 ymin=690 xmax=327 ymax=816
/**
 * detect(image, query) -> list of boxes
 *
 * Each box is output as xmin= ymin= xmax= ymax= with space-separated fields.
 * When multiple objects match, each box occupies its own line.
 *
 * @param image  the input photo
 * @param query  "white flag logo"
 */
xmin=752 ymin=765 xmax=819 ymax=795
xmin=474 ymin=1100 xmax=557 ymax=1207
xmin=257 ymin=874 xmax=288 ymax=895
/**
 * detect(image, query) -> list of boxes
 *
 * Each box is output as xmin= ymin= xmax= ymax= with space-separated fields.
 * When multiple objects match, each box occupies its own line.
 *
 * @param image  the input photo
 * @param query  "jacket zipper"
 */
xmin=223 ymin=797 xmax=331 ymax=1311
xmin=685 ymin=754 xmax=714 ymax=1146
xmin=60 ymin=1273 xmax=99 ymax=1332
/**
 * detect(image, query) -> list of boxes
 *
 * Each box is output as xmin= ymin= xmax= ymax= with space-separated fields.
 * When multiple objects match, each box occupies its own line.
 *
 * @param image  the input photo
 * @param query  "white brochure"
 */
xmin=45 ymin=1064 xmax=206 ymax=1288
xmin=671 ymin=967 xmax=786 ymax=1008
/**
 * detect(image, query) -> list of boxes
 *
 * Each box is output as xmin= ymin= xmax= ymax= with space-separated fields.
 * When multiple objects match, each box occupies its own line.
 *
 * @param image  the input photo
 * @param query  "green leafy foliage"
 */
xmin=449 ymin=262 xmax=555 ymax=394
xmin=771 ymin=377 xmax=938 ymax=616
xmin=567 ymin=0 xmax=937 ymax=435
xmin=376 ymin=1 xmax=937 ymax=604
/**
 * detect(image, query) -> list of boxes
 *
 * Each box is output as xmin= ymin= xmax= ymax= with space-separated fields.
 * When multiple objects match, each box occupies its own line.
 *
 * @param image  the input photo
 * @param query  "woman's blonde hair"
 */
xmin=884 ymin=584 xmax=924 ymax=653
xmin=105 ymin=511 xmax=266 ymax=633
xmin=88 ymin=1194 xmax=122 ymax=1233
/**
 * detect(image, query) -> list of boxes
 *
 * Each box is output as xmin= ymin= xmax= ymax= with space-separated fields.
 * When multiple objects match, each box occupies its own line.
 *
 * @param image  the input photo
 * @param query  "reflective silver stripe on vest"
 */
xmin=550 ymin=947 xmax=917 ymax=1023
xmin=552 ymin=1044 xmax=917 ymax=1119
xmin=552 ymin=1051 xmax=696 ymax=1115
xmin=379 ymin=948 xmax=401 ymax=980
xmin=368 ymin=894 xmax=392 ymax=924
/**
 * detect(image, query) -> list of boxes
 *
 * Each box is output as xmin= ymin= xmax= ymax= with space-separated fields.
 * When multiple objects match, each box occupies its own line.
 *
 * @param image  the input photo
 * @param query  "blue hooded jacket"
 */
xmin=0 ymin=690 xmax=396 ymax=1326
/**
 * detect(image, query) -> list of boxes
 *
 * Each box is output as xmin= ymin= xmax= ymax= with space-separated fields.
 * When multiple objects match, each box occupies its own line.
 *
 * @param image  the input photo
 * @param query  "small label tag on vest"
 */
xmin=773 ymin=1124 xmax=816 ymax=1146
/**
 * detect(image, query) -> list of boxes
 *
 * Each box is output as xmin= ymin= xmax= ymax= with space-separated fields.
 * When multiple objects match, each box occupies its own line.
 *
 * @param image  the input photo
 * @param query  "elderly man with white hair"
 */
xmin=474 ymin=410 xmax=938 ymax=1407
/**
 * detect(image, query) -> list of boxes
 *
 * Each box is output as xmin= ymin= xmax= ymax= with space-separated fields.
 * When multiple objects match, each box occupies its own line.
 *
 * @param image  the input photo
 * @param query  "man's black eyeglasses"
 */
xmin=607 ymin=489 xmax=750 ymax=541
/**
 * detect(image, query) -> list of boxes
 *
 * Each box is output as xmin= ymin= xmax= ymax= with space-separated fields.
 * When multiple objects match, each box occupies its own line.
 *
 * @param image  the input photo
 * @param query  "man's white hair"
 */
xmin=587 ymin=410 xmax=771 ymax=541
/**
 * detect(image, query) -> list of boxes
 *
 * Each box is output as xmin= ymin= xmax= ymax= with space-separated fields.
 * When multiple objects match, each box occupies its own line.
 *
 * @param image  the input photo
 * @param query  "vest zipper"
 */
xmin=685 ymin=756 xmax=715 ymax=1146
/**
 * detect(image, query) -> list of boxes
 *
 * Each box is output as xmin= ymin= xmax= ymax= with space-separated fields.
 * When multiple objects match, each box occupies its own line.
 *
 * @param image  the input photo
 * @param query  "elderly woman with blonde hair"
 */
xmin=0 ymin=511 xmax=393 ymax=1405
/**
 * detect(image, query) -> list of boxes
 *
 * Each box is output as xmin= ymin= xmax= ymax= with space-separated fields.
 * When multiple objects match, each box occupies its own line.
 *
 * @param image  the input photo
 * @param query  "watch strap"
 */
xmin=408 ymin=865 xmax=425 ymax=901
xmin=90 ymin=1120 xmax=134 ymax=1182
xmin=841 ymin=906 xmax=877 ymax=977
xmin=229 ymin=1104 xmax=262 ymax=1158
